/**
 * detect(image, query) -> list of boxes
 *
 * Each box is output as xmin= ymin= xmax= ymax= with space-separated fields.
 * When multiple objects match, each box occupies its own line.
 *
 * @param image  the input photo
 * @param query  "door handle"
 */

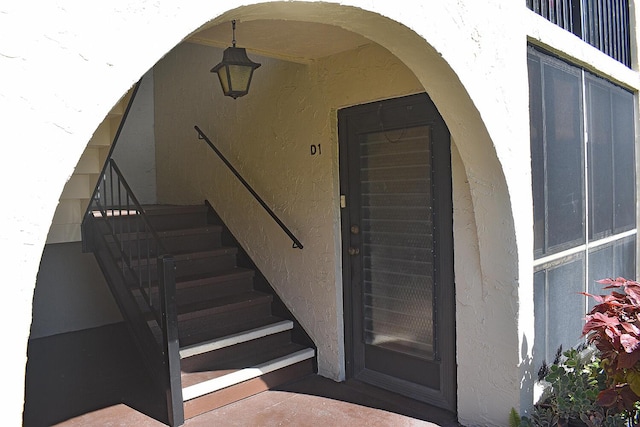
xmin=348 ymin=247 xmax=360 ymax=256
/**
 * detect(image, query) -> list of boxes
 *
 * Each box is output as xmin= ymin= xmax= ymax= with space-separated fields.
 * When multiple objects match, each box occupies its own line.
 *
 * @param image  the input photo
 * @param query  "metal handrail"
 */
xmin=83 ymin=159 xmax=184 ymax=426
xmin=88 ymin=159 xmax=168 ymax=318
xmin=80 ymin=78 xmax=184 ymax=425
xmin=194 ymin=125 xmax=304 ymax=249
xmin=83 ymin=80 xmax=141 ymax=235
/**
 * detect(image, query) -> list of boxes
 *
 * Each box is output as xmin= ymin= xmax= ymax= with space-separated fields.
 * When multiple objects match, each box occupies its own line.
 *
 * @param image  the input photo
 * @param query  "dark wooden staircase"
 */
xmin=88 ymin=203 xmax=315 ymax=424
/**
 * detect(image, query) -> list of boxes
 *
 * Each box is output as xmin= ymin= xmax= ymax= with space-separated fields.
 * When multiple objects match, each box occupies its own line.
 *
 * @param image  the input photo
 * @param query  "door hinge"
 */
xmin=340 ymin=195 xmax=347 ymax=208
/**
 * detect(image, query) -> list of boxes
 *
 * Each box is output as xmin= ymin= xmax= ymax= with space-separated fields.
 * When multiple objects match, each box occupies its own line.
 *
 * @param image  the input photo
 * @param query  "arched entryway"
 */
xmin=11 ymin=2 xmax=528 ymax=425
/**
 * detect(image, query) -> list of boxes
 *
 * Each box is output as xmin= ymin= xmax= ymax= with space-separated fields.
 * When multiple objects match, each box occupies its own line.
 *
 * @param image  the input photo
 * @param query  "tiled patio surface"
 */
xmin=23 ymin=323 xmax=459 ymax=427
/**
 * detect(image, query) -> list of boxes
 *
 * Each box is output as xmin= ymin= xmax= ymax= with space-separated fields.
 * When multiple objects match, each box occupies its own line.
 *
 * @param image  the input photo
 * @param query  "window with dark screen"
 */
xmin=528 ymin=47 xmax=636 ymax=367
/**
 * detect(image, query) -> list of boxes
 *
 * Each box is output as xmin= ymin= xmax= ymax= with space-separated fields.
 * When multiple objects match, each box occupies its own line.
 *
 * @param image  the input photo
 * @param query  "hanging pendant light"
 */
xmin=211 ymin=20 xmax=261 ymax=99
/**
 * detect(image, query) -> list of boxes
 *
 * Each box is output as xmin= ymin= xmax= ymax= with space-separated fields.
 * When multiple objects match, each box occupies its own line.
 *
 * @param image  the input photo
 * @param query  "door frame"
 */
xmin=338 ymin=92 xmax=457 ymax=411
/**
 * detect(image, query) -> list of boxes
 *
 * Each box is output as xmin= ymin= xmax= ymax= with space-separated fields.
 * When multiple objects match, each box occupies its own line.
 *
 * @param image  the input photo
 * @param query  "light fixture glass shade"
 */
xmin=211 ymin=47 xmax=261 ymax=99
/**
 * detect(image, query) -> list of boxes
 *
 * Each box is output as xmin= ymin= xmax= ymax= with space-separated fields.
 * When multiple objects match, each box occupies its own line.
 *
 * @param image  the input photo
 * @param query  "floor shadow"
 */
xmin=23 ymin=322 xmax=168 ymax=427
xmin=23 ymin=323 xmax=460 ymax=427
xmin=275 ymin=375 xmax=460 ymax=427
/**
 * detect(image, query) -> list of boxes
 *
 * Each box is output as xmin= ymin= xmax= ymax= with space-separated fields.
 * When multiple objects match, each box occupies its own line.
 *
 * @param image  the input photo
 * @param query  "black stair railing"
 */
xmin=81 ymin=82 xmax=184 ymax=426
xmin=83 ymin=160 xmax=184 ymax=426
xmin=194 ymin=125 xmax=304 ymax=250
xmin=88 ymin=160 xmax=168 ymax=322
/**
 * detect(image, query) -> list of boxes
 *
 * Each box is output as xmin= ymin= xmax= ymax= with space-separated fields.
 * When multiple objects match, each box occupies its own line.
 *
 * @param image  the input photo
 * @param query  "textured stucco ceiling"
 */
xmin=188 ymin=19 xmax=372 ymax=63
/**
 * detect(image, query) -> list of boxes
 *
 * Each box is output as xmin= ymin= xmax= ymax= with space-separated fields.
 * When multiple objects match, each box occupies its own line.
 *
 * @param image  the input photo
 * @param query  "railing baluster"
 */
xmin=158 ymin=255 xmax=184 ymax=426
xmin=612 ymin=0 xmax=621 ymax=60
xmin=80 ymin=81 xmax=181 ymax=426
xmin=605 ymin=0 xmax=611 ymax=54
xmin=110 ymin=164 xmax=115 ymax=220
xmin=622 ymin=0 xmax=630 ymax=66
xmin=528 ymin=0 xmax=630 ymax=67
xmin=118 ymin=175 xmax=122 ymax=246
xmin=82 ymin=159 xmax=181 ymax=426
xmin=598 ymin=0 xmax=606 ymax=55
xmin=147 ymin=222 xmax=152 ymax=307
xmin=137 ymin=215 xmax=142 ymax=292
xmin=127 ymin=194 xmax=132 ymax=270
xmin=597 ymin=0 xmax=604 ymax=53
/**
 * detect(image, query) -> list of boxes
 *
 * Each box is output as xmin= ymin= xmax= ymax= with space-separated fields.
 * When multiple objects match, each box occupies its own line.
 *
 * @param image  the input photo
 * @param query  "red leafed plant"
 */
xmin=583 ymin=277 xmax=640 ymax=412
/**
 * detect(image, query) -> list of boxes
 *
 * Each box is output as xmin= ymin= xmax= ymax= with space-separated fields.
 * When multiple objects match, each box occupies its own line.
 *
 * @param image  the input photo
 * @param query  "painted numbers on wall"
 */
xmin=310 ymin=144 xmax=322 ymax=155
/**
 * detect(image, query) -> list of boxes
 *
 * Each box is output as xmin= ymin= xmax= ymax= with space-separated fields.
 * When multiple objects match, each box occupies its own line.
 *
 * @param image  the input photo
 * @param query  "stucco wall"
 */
xmin=153 ymin=40 xmax=425 ymax=381
xmin=29 ymin=242 xmax=122 ymax=339
xmin=29 ymin=70 xmax=156 ymax=340
xmin=1 ymin=2 xmax=527 ymax=425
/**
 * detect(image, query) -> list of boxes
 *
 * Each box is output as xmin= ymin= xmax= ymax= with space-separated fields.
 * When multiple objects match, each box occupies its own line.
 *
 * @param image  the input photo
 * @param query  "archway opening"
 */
xmin=25 ymin=3 xmax=517 ymax=425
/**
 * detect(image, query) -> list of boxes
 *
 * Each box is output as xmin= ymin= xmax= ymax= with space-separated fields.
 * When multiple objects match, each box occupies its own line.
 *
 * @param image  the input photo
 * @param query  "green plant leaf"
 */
xmin=508 ymin=408 xmax=521 ymax=427
xmin=626 ymin=369 xmax=640 ymax=397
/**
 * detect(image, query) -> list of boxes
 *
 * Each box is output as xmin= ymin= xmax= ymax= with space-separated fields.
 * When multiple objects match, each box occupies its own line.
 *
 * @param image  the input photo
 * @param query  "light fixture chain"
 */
xmin=232 ymin=20 xmax=236 ymax=47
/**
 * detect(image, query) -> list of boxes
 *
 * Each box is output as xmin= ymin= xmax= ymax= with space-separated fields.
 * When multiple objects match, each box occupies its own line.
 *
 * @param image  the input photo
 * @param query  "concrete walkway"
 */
xmin=56 ymin=386 xmax=444 ymax=426
xmin=25 ymin=323 xmax=459 ymax=427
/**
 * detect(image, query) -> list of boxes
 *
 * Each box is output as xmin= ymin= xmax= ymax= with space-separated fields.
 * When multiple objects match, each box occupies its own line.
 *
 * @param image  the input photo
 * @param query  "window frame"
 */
xmin=528 ymin=46 xmax=637 ymax=365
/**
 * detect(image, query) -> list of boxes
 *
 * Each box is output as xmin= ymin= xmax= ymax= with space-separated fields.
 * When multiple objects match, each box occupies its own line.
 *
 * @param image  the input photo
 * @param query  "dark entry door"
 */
xmin=339 ymin=93 xmax=456 ymax=411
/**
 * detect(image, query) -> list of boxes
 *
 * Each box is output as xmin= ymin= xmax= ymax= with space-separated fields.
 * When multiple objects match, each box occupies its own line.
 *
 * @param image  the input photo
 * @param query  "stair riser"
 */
xmin=147 ymin=212 xmax=208 ymax=231
xmin=96 ymin=210 xmax=207 ymax=232
xmin=131 ymin=275 xmax=256 ymax=309
xmin=177 ymin=303 xmax=273 ymax=339
xmin=126 ymin=253 xmax=238 ymax=281
xmin=163 ymin=233 xmax=222 ymax=253
xmin=93 ymin=217 xmax=149 ymax=236
xmin=176 ymin=255 xmax=237 ymax=278
xmin=88 ymin=204 xmax=317 ymax=425
xmin=181 ymin=331 xmax=293 ymax=373
xmin=183 ymin=359 xmax=314 ymax=420
xmin=176 ymin=277 xmax=254 ymax=306
xmin=110 ymin=233 xmax=223 ymax=256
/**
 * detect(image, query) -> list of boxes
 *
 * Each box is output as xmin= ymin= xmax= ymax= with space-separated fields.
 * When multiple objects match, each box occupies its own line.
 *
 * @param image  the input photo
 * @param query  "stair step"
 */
xmin=176 ymin=290 xmax=272 ymax=321
xmin=106 ymin=225 xmax=221 ymax=240
xmin=85 ymin=201 xmax=318 ymax=422
xmin=131 ymin=268 xmax=255 ymax=309
xmin=143 ymin=290 xmax=272 ymax=324
xmin=143 ymin=205 xmax=209 ymax=231
xmin=160 ymin=291 xmax=274 ymax=340
xmin=90 ymin=204 xmax=209 ymax=232
xmin=132 ymin=267 xmax=254 ymax=293
xmin=129 ymin=247 xmax=237 ymax=265
xmin=182 ymin=347 xmax=315 ymax=401
xmin=180 ymin=342 xmax=309 ymax=387
xmin=147 ymin=312 xmax=290 ymax=350
xmin=177 ymin=315 xmax=288 ymax=348
xmin=142 ymin=205 xmax=208 ymax=215
xmin=178 ymin=267 xmax=255 ymax=306
xmin=180 ymin=320 xmax=293 ymax=359
xmin=183 ymin=357 xmax=314 ymax=419
xmin=178 ymin=267 xmax=254 ymax=286
xmin=123 ymin=247 xmax=238 ymax=279
xmin=174 ymin=248 xmax=239 ymax=277
xmin=181 ymin=330 xmax=294 ymax=373
xmin=106 ymin=226 xmax=223 ymax=254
